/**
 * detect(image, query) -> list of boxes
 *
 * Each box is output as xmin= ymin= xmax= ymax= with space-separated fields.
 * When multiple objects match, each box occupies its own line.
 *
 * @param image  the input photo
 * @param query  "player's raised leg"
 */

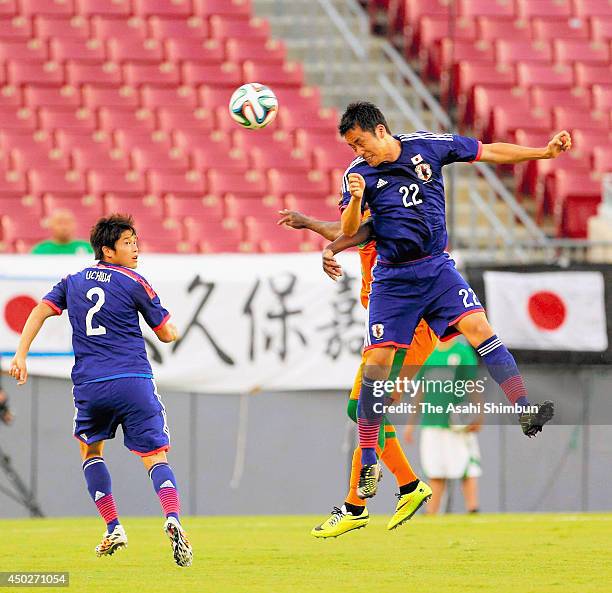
xmin=455 ymin=311 xmax=554 ymax=437
xmin=79 ymin=441 xmax=127 ymax=557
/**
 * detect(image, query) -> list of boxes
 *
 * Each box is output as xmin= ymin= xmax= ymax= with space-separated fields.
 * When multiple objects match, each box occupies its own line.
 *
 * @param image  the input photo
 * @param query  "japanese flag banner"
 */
xmin=484 ymin=271 xmax=608 ymax=352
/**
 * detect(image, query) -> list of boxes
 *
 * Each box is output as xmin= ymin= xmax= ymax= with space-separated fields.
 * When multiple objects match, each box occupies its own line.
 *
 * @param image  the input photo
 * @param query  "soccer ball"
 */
xmin=228 ymin=83 xmax=278 ymax=130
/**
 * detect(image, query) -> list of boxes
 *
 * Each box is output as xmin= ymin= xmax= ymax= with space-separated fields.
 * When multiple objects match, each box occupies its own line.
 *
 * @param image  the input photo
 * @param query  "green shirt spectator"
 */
xmin=31 ymin=210 xmax=93 ymax=255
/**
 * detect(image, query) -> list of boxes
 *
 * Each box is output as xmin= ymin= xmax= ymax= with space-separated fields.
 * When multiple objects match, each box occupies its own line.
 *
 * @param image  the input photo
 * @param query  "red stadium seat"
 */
xmin=414 ymin=16 xmax=477 ymax=55
xmin=232 ymin=128 xmax=295 ymax=154
xmin=191 ymin=145 xmax=251 ymax=171
xmin=403 ymin=0 xmax=450 ymax=24
xmin=157 ymin=107 xmax=215 ymax=132
xmin=573 ymin=0 xmax=612 ymax=17
xmin=592 ymin=84 xmax=612 ymax=110
xmin=244 ymin=216 xmax=296 ymax=243
xmin=574 ymin=63 xmax=612 ymax=87
xmin=1 ymin=215 xmax=46 ymax=242
xmin=516 ymin=63 xmax=574 ymax=88
xmin=267 ymin=169 xmax=330 ymax=197
xmin=55 ymin=129 xmax=113 ymax=152
xmin=0 ymin=170 xmax=26 ymax=195
xmin=72 ymin=146 xmax=130 ymax=170
xmin=138 ymin=238 xmax=196 ymax=253
xmin=0 ymin=16 xmax=31 ymax=40
xmin=39 ymin=107 xmax=97 ymax=131
xmin=590 ymin=16 xmax=612 ymax=41
xmin=11 ymin=146 xmax=70 ymax=170
xmin=224 ymin=195 xmax=283 ymax=219
xmin=20 ymin=0 xmax=74 ymax=16
xmin=553 ymin=106 xmax=609 ymax=130
xmin=114 ymin=130 xmax=173 ymax=152
xmin=75 ymin=0 xmax=131 ymax=17
xmin=250 ymin=146 xmax=311 ymax=171
xmin=104 ymin=194 xmax=165 ymax=220
xmin=181 ymin=62 xmax=242 ymax=87
xmin=198 ymin=235 xmax=249 ymax=253
xmin=164 ymin=194 xmax=224 ymax=220
xmin=0 ymin=195 xmax=43 ymax=219
xmin=148 ymin=16 xmax=209 ymax=40
xmin=295 ymin=129 xmax=346 ymax=152
xmin=208 ymin=169 xmax=267 ymax=198
xmin=141 ymin=85 xmax=198 ymax=108
xmin=429 ymin=39 xmax=494 ymax=80
xmin=487 ymin=106 xmax=552 ymax=143
xmin=28 ymin=169 xmax=86 ymax=194
xmin=90 ymin=16 xmax=147 ymax=40
xmin=163 ymin=39 xmax=225 ymax=64
xmin=259 ymin=233 xmax=315 ymax=253
xmin=277 ymin=106 xmax=337 ymax=132
xmin=3 ymin=131 xmax=50 ymax=155
xmin=146 ymin=170 xmax=206 ymax=195
xmin=107 ymin=38 xmax=164 ymax=63
xmin=554 ymin=39 xmax=610 ymax=64
xmin=34 ymin=16 xmax=89 ymax=39
xmin=225 ymin=38 xmax=286 ymax=64
xmin=198 ymin=85 xmax=233 ymax=107
xmin=88 ymin=170 xmax=146 ymax=195
xmin=495 ymin=40 xmax=553 ymax=64
xmin=7 ymin=60 xmax=65 ymax=85
xmin=476 ymin=17 xmax=532 ymax=42
xmin=24 ymin=85 xmax=80 ymax=108
xmin=49 ymin=38 xmax=106 ymax=62
xmin=513 ymin=129 xmax=557 ymax=196
xmin=274 ymin=87 xmax=322 ymax=111
xmin=0 ymin=86 xmax=22 ymax=107
xmin=132 ymin=0 xmax=192 ymax=17
xmin=131 ymin=146 xmax=190 ymax=171
xmin=312 ymin=144 xmax=354 ymax=171
xmin=592 ymin=146 xmax=612 ymax=173
xmin=42 ymin=193 xmax=104 ymax=222
xmin=0 ymin=0 xmax=16 ymax=15
xmin=123 ymin=62 xmax=181 ymax=86
xmin=173 ymin=129 xmax=232 ymax=153
xmin=184 ymin=217 xmax=242 ymax=244
xmin=284 ymin=194 xmax=340 ymax=221
xmin=66 ymin=61 xmax=122 ymax=86
xmin=530 ymin=17 xmax=590 ymax=41
xmin=530 ymin=86 xmax=591 ymax=110
xmin=467 ymin=86 xmax=530 ymax=135
xmin=193 ymin=0 xmax=252 ymax=17
xmin=243 ymin=61 xmax=303 ymax=87
xmin=457 ymin=0 xmax=515 ymax=18
xmin=0 ymin=40 xmax=49 ymax=61
xmin=209 ymin=16 xmax=270 ymax=40
xmin=0 ymin=107 xmax=36 ymax=130
xmin=98 ymin=107 xmax=156 ymax=133
xmin=82 ymin=84 xmax=139 ymax=109
xmin=515 ymin=0 xmax=572 ymax=19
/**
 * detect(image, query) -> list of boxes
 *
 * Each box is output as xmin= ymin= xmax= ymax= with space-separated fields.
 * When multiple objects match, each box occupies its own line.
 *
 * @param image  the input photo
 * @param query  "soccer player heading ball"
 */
xmin=327 ymin=102 xmax=570 ymax=499
xmin=10 ymin=215 xmax=192 ymax=567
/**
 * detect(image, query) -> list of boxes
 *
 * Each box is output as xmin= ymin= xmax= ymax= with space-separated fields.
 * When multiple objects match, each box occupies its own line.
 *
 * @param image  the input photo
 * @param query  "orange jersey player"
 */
xmin=278 ymin=208 xmax=437 ymax=536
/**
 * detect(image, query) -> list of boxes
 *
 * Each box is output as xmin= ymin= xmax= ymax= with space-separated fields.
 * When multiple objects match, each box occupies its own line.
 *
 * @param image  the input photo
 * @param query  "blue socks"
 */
xmin=83 ymin=456 xmax=119 ymax=531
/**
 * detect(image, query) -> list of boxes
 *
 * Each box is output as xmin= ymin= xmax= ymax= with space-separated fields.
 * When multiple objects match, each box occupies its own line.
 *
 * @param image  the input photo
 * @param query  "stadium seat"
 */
xmin=224 ymin=194 xmax=283 ymax=219
xmin=516 ymin=63 xmax=574 ymax=88
xmin=163 ymin=39 xmax=225 ymax=64
xmin=312 ymin=144 xmax=354 ymax=171
xmin=243 ymin=61 xmax=303 ymax=87
xmin=563 ymin=128 xmax=611 ymax=152
xmin=113 ymin=130 xmax=172 ymax=153
xmin=553 ymin=106 xmax=608 ymax=130
xmin=284 ymin=194 xmax=340 ymax=221
xmin=157 ymin=107 xmax=215 ymax=133
xmin=429 ymin=39 xmax=494 ymax=80
xmin=90 ymin=16 xmax=147 ymax=40
xmin=267 ymin=169 xmax=330 ymax=197
xmin=181 ymin=61 xmax=242 ymax=87
xmin=11 ymin=146 xmax=70 ymax=170
xmin=146 ymin=170 xmax=206 ymax=195
xmin=457 ymin=0 xmax=515 ymax=18
xmin=0 ymin=40 xmax=49 ymax=61
xmin=515 ymin=0 xmax=572 ymax=19
xmin=277 ymin=107 xmax=337 ymax=132
xmin=39 ymin=107 xmax=97 ymax=131
xmin=7 ymin=60 xmax=65 ymax=85
xmin=66 ymin=61 xmax=122 ymax=86
xmin=0 ymin=86 xmax=22 ymax=107
xmin=476 ymin=17 xmax=532 ymax=42
xmin=49 ymin=38 xmax=106 ymax=62
xmin=209 ymin=16 xmax=270 ymax=40
xmin=495 ymin=40 xmax=553 ymax=64
xmin=225 ymin=38 xmax=286 ymax=64
xmin=184 ymin=216 xmax=242 ymax=245
xmin=131 ymin=147 xmax=190 ymax=171
xmin=123 ymin=62 xmax=181 ymax=86
xmin=132 ymin=0 xmax=192 ymax=17
xmin=34 ymin=16 xmax=89 ymax=39
xmin=243 ymin=216 xmax=296 ymax=243
xmin=104 ymin=194 xmax=165 ymax=220
xmin=487 ymin=105 xmax=553 ymax=142
xmin=191 ymin=146 xmax=251 ymax=171
xmin=530 ymin=17 xmax=590 ymax=40
xmin=0 ymin=107 xmax=36 ymax=130
xmin=194 ymin=0 xmax=253 ymax=18
xmin=88 ymin=170 xmax=146 ymax=195
xmin=75 ymin=0 xmax=131 ymax=17
xmin=274 ymin=87 xmax=322 ymax=112
xmin=0 ymin=169 xmax=26 ymax=195
xmin=138 ymin=238 xmax=196 ymax=253
xmin=573 ymin=0 xmax=612 ymax=17
xmin=259 ymin=233 xmax=315 ymax=253
xmin=574 ymin=63 xmax=612 ymax=87
xmin=208 ymin=169 xmax=267 ymax=198
xmin=98 ymin=107 xmax=156 ymax=133
xmin=173 ymin=129 xmax=232 ymax=153
xmin=591 ymin=84 xmax=612 ymax=110
xmin=0 ymin=0 xmax=16 ymax=15
xmin=82 ymin=85 xmax=139 ymax=109
xmin=553 ymin=39 xmax=610 ymax=64
xmin=1 ymin=214 xmax=46 ymax=243
xmin=0 ymin=16 xmax=31 ymax=40
xmin=148 ymin=16 xmax=209 ymax=40
xmin=232 ymin=128 xmax=295 ymax=155
xmin=592 ymin=146 xmax=612 ymax=173
xmin=141 ymin=85 xmax=198 ymax=108
xmin=20 ymin=0 xmax=74 ymax=16
xmin=42 ymin=193 xmax=104 ymax=222
xmin=0 ymin=195 xmax=43 ymax=219
xmin=28 ymin=169 xmax=86 ymax=195
xmin=107 ymin=38 xmax=164 ymax=63
xmin=414 ymin=16 xmax=477 ymax=56
xmin=466 ymin=86 xmax=529 ymax=133
xmin=24 ymin=85 xmax=81 ymax=108
xmin=250 ymin=146 xmax=311 ymax=171
xmin=72 ymin=146 xmax=130 ymax=170
xmin=164 ymin=194 xmax=225 ymax=220
xmin=198 ymin=85 xmax=233 ymax=108
xmin=590 ymin=16 xmax=612 ymax=41
xmin=55 ymin=129 xmax=113 ymax=152
xmin=530 ymin=87 xmax=592 ymax=110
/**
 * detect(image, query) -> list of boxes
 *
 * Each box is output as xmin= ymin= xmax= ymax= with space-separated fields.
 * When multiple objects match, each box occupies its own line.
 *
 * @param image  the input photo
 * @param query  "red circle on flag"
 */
xmin=4 ymin=295 xmax=38 ymax=334
xmin=527 ymin=291 xmax=566 ymax=330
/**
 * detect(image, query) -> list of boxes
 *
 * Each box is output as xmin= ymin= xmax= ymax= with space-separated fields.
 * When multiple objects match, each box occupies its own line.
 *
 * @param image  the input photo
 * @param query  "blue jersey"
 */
xmin=341 ymin=131 xmax=481 ymax=262
xmin=42 ymin=262 xmax=170 ymax=386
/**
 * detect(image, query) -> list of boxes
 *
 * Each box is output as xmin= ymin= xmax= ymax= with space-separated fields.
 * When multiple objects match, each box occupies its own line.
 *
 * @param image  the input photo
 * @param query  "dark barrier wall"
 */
xmin=466 ymin=264 xmax=612 ymax=365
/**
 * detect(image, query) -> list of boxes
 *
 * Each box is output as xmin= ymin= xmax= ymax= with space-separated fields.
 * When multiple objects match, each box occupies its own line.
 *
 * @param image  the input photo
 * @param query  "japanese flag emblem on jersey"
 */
xmin=415 ymin=162 xmax=432 ymax=182
xmin=371 ymin=323 xmax=384 ymax=339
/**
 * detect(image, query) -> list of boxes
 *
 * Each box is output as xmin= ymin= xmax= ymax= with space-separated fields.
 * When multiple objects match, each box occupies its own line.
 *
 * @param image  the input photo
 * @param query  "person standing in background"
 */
xmin=31 ymin=210 xmax=93 ymax=255
xmin=404 ymin=339 xmax=482 ymax=514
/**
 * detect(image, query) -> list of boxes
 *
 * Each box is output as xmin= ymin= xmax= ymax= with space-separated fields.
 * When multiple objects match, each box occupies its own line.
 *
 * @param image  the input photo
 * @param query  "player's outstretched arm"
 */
xmin=154 ymin=322 xmax=179 ymax=343
xmin=322 ymin=220 xmax=374 ymax=281
xmin=10 ymin=302 xmax=57 ymax=385
xmin=277 ymin=209 xmax=341 ymax=242
xmin=479 ymin=130 xmax=571 ymax=165
xmin=341 ymin=173 xmax=366 ymax=237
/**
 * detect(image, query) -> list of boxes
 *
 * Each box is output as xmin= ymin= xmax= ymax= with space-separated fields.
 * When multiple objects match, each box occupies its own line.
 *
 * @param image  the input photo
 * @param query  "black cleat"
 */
xmin=357 ymin=462 xmax=382 ymax=499
xmin=519 ymin=400 xmax=554 ymax=437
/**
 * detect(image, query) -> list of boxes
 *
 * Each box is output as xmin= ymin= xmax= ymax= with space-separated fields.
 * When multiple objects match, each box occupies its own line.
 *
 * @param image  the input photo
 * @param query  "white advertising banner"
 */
xmin=0 ymin=253 xmax=366 ymax=393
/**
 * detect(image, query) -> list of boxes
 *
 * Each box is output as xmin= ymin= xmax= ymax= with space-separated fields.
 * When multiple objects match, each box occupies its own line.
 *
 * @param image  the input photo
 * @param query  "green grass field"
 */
xmin=2 ymin=514 xmax=609 ymax=593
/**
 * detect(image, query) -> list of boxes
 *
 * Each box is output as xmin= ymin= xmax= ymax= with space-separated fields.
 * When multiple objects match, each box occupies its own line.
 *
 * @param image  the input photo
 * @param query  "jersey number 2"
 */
xmin=86 ymin=287 xmax=107 ymax=336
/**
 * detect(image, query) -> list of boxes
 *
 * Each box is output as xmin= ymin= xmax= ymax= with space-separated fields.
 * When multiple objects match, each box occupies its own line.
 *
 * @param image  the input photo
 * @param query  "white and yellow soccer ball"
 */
xmin=228 ymin=82 xmax=278 ymax=130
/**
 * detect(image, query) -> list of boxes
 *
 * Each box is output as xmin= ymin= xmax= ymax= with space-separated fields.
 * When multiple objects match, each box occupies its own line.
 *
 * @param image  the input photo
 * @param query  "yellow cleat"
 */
xmin=311 ymin=505 xmax=370 ymax=538
xmin=386 ymin=481 xmax=432 ymax=530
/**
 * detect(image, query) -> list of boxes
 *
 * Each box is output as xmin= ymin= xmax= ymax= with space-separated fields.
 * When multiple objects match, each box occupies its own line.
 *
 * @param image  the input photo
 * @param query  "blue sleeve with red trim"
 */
xmin=435 ymin=135 xmax=481 ymax=166
xmin=132 ymin=277 xmax=170 ymax=330
xmin=42 ymin=278 xmax=67 ymax=314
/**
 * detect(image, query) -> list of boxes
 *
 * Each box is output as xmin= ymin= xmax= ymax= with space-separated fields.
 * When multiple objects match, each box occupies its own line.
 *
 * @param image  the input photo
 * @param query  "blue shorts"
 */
xmin=72 ymin=377 xmax=170 ymax=456
xmin=365 ymin=253 xmax=484 ymax=350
